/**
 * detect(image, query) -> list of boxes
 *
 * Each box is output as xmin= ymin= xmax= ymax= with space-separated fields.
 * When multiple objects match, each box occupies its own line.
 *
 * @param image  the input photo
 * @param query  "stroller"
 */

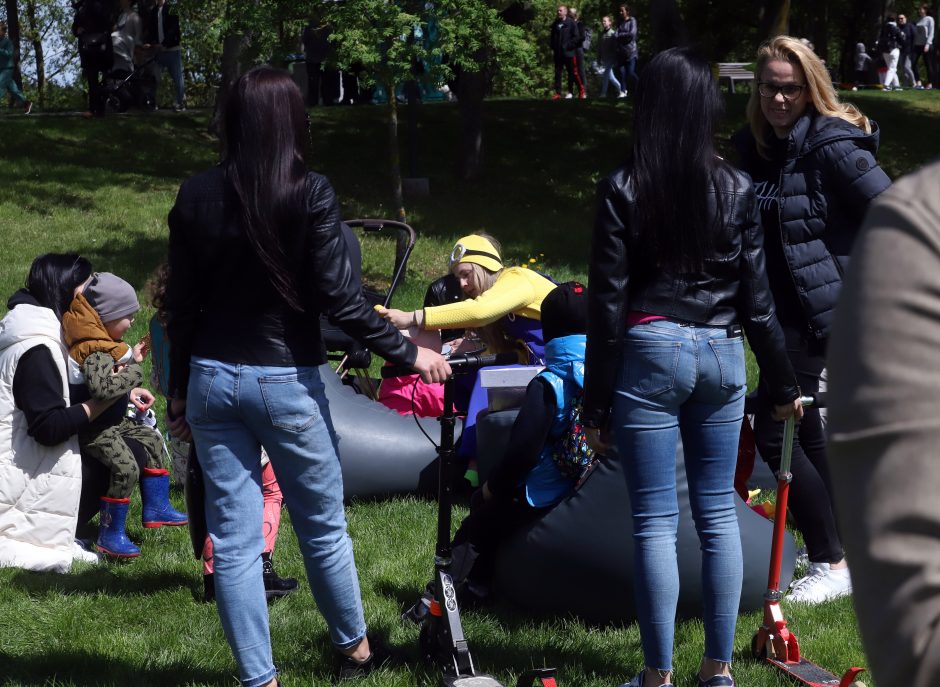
xmin=320 ymin=218 xmax=416 ymax=397
xmin=105 ymin=54 xmax=157 ymax=113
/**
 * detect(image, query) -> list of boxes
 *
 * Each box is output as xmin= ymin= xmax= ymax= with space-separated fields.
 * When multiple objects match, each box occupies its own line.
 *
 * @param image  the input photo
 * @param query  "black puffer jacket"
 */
xmin=733 ymin=109 xmax=892 ymax=342
xmin=164 ymin=166 xmax=415 ymax=399
xmin=583 ymin=163 xmax=800 ymax=428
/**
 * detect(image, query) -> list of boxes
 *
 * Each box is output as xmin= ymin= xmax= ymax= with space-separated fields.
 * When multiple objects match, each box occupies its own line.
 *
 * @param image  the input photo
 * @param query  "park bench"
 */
xmin=718 ymin=62 xmax=754 ymax=93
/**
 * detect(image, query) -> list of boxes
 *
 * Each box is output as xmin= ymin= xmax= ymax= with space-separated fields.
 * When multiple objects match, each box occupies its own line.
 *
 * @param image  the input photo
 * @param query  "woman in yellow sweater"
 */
xmin=378 ymin=234 xmax=556 ymax=365
xmin=378 ymin=234 xmax=556 ymax=479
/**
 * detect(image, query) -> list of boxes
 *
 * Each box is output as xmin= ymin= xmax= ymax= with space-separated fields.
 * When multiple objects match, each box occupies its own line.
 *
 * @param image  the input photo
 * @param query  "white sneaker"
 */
xmin=72 ymin=540 xmax=100 ymax=565
xmin=787 ymin=562 xmax=852 ymax=603
xmin=618 ymin=91 xmax=628 ymax=98
xmin=565 ymin=93 xmax=574 ymax=99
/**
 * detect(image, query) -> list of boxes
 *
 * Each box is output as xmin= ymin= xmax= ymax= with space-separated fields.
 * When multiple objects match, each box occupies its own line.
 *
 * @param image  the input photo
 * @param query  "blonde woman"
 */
xmin=733 ymin=35 xmax=891 ymax=605
xmin=378 ymin=234 xmax=556 ymax=471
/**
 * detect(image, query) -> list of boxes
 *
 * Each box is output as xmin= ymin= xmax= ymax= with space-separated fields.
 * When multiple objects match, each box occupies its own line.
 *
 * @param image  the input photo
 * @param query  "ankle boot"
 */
xmin=262 ymin=553 xmax=299 ymax=600
xmin=140 ymin=467 xmax=188 ymax=528
xmin=96 ymin=497 xmax=140 ymax=558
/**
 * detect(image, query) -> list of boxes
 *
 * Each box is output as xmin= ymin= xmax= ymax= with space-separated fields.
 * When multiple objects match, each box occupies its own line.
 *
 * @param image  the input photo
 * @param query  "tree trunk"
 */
xmin=456 ymin=67 xmax=486 ymax=181
xmin=209 ymin=30 xmax=253 ymax=141
xmin=649 ymin=0 xmax=688 ymax=52
xmin=23 ymin=0 xmax=43 ymax=105
xmin=4 ymin=0 xmax=23 ymax=99
xmin=387 ymin=83 xmax=406 ymax=223
xmin=759 ymin=0 xmax=791 ymax=38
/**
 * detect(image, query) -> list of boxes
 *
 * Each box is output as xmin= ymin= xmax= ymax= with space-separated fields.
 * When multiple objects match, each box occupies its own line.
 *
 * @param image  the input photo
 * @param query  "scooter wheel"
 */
xmin=848 ymin=682 xmax=867 ymax=687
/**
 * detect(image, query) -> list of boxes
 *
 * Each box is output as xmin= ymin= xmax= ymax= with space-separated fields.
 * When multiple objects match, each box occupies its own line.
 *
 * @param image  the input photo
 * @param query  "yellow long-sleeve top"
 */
xmin=422 ymin=267 xmax=556 ymax=330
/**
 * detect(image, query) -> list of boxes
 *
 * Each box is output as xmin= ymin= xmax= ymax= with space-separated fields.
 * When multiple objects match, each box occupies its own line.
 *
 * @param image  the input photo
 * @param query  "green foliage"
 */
xmin=325 ymin=0 xmax=535 ymax=94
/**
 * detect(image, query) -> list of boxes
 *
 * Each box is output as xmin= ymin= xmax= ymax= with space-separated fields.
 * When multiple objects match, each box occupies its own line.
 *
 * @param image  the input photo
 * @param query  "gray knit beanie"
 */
xmin=84 ymin=272 xmax=140 ymax=323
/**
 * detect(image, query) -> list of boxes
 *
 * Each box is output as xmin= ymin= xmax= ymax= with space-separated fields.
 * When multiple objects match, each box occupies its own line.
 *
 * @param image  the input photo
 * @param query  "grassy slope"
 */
xmin=0 ymin=92 xmax=938 ymax=687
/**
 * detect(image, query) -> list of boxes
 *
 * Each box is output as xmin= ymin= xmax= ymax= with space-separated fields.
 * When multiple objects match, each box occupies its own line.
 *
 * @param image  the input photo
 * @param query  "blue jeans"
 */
xmin=600 ymin=64 xmax=622 ymax=96
xmin=611 ymin=321 xmax=745 ymax=670
xmin=187 ymin=359 xmax=366 ymax=687
xmin=154 ymin=48 xmax=185 ymax=105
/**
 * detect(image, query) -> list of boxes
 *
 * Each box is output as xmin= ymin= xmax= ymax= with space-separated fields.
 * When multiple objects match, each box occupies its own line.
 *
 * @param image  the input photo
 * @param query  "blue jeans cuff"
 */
xmin=334 ymin=629 xmax=367 ymax=652
xmin=242 ymin=666 xmax=277 ymax=687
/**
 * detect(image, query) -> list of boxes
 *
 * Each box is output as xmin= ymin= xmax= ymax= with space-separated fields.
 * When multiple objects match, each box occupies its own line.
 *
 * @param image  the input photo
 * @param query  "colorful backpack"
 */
xmin=550 ymin=390 xmax=596 ymax=480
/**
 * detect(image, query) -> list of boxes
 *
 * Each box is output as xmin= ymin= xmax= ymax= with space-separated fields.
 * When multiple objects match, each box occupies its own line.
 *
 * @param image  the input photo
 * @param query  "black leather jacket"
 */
xmin=584 ymin=163 xmax=800 ymax=428
xmin=164 ymin=166 xmax=415 ymax=399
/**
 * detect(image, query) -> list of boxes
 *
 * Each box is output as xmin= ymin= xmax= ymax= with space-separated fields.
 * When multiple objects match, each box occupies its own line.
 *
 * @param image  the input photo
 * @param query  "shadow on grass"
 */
xmin=0 ymin=649 xmax=230 ymax=686
xmin=8 ymin=567 xmax=193 ymax=597
xmin=373 ymin=579 xmax=628 ymax=677
xmin=71 ymin=234 xmax=170 ymax=290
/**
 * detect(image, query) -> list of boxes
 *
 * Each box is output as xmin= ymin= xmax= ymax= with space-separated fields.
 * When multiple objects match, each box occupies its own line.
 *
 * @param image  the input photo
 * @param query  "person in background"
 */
xmin=549 ymin=5 xmax=582 ymax=100
xmin=828 ymin=158 xmax=940 ymax=687
xmin=597 ymin=15 xmax=625 ymax=98
xmin=584 ymin=47 xmax=801 ymax=687
xmin=912 ymin=3 xmax=934 ymax=89
xmin=852 ymin=42 xmax=872 ymax=89
xmin=142 ymin=0 xmax=185 ymax=110
xmin=0 ymin=21 xmax=32 ymax=114
xmin=898 ymin=12 xmax=917 ymax=88
xmin=734 ymin=35 xmax=891 ymax=605
xmin=72 ymin=0 xmax=115 ymax=117
xmin=614 ymin=4 xmax=638 ymax=96
xmin=164 ymin=66 xmax=448 ymax=686
xmin=879 ymin=15 xmax=903 ymax=91
xmin=568 ymin=7 xmax=589 ymax=98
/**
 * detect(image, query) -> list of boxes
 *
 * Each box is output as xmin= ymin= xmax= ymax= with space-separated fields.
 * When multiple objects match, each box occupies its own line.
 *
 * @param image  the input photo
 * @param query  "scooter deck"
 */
xmin=763 ymin=657 xmax=850 ymax=686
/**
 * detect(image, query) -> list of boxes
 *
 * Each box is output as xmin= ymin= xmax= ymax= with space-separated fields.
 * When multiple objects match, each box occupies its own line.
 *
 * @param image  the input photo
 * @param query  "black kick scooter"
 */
xmin=383 ymin=352 xmax=559 ymax=687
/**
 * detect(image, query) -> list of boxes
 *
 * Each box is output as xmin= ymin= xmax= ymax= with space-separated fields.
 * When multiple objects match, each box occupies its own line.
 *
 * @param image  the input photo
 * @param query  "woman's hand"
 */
xmin=411 ymin=346 xmax=451 ymax=384
xmin=130 ymin=388 xmax=155 ymax=412
xmin=773 ymin=398 xmax=804 ymax=422
xmin=375 ymin=305 xmax=420 ymax=330
xmin=585 ymin=425 xmax=611 ymax=454
xmin=167 ymin=398 xmax=192 ymax=442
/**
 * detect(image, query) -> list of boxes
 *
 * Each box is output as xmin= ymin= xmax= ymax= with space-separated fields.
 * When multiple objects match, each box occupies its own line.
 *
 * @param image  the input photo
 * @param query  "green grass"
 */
xmin=2 ymin=92 xmax=939 ymax=686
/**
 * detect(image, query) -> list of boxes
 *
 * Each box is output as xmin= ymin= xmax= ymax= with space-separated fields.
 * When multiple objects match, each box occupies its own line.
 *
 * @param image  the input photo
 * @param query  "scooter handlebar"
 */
xmin=381 ymin=352 xmax=520 ymax=379
xmin=799 ymin=392 xmax=826 ymax=410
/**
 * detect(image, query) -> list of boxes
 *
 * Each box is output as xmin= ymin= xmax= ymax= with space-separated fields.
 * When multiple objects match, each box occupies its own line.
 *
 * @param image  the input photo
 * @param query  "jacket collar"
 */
xmin=543 ymin=334 xmax=586 ymax=387
xmin=788 ymin=107 xmax=881 ymax=158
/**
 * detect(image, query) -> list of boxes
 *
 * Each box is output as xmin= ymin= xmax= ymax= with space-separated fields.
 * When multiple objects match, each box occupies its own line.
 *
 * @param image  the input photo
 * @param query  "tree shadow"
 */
xmin=0 ymin=649 xmax=230 ymax=686
xmin=7 ymin=567 xmax=194 ymax=598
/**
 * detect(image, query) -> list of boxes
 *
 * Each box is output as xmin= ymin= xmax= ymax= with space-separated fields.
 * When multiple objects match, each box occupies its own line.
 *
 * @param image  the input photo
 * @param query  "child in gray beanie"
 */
xmin=62 ymin=272 xmax=187 ymax=559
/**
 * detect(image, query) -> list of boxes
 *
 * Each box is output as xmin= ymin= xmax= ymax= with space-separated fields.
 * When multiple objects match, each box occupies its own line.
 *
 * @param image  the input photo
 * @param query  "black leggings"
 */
xmin=755 ymin=328 xmax=844 ymax=564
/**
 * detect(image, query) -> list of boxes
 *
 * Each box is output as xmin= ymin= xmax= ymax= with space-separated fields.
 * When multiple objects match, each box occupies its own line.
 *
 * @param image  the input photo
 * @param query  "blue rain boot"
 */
xmin=141 ymin=468 xmax=188 ymax=528
xmin=96 ymin=497 xmax=141 ymax=558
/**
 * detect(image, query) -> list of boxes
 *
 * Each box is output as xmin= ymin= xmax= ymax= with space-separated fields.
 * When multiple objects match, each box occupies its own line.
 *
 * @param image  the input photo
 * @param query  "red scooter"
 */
xmin=750 ymin=394 xmax=867 ymax=687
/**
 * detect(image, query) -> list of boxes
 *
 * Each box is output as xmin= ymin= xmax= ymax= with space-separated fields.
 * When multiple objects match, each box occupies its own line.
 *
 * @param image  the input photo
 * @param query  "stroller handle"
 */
xmin=345 ymin=219 xmax=416 ymax=308
xmin=381 ymin=352 xmax=519 ymax=379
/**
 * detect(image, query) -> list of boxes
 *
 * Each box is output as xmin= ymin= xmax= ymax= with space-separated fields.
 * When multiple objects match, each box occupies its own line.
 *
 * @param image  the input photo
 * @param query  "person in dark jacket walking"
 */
xmin=72 ymin=0 xmax=115 ymax=117
xmin=0 ymin=21 xmax=32 ymax=113
xmin=163 ymin=67 xmax=450 ymax=686
xmin=142 ymin=0 xmax=185 ymax=110
xmin=614 ymin=4 xmax=638 ymax=96
xmin=734 ymin=35 xmax=891 ymax=605
xmin=898 ymin=12 xmax=917 ymax=87
xmin=568 ymin=7 xmax=589 ymax=98
xmin=549 ymin=5 xmax=583 ymax=99
xmin=584 ymin=47 xmax=801 ymax=687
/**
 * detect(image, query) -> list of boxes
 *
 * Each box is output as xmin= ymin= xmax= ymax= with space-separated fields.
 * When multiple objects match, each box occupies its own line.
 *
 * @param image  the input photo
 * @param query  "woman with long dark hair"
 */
xmin=163 ymin=67 xmax=449 ymax=687
xmin=0 ymin=253 xmax=136 ymax=571
xmin=734 ymin=36 xmax=890 ymax=605
xmin=583 ymin=48 xmax=801 ymax=687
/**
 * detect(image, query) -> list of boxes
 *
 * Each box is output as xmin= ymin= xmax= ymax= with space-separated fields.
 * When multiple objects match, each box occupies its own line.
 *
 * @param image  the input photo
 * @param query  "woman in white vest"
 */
xmin=0 ymin=253 xmax=131 ymax=572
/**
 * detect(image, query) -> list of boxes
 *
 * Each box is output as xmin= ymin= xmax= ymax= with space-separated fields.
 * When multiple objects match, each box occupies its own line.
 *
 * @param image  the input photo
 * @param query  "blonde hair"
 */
xmin=450 ymin=232 xmax=509 ymax=355
xmin=747 ymin=35 xmax=871 ymax=159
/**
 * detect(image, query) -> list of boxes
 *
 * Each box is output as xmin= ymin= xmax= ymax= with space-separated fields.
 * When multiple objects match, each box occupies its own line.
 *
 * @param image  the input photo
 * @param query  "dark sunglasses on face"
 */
xmin=757 ymin=82 xmax=806 ymax=100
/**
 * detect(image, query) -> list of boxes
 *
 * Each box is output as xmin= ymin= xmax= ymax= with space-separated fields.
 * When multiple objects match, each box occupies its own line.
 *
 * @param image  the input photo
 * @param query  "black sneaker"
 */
xmin=337 ymin=635 xmax=404 ymax=680
xmin=262 ymin=553 xmax=299 ymax=601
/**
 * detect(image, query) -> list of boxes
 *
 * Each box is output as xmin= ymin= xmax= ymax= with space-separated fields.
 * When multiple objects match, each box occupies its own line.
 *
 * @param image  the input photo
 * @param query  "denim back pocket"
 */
xmin=709 ymin=337 xmax=746 ymax=392
xmin=622 ymin=340 xmax=681 ymax=398
xmin=258 ymin=370 xmax=321 ymax=433
xmin=187 ymin=366 xmax=218 ymax=426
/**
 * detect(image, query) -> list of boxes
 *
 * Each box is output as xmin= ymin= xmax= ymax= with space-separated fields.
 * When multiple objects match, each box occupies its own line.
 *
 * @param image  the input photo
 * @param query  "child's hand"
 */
xmin=133 ymin=337 xmax=150 ymax=363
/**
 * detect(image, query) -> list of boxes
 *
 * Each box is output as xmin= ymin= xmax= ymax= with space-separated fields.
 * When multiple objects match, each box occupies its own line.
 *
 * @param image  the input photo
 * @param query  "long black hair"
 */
xmin=25 ymin=252 xmax=93 ymax=320
xmin=631 ymin=47 xmax=725 ymax=273
xmin=223 ymin=66 xmax=309 ymax=311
